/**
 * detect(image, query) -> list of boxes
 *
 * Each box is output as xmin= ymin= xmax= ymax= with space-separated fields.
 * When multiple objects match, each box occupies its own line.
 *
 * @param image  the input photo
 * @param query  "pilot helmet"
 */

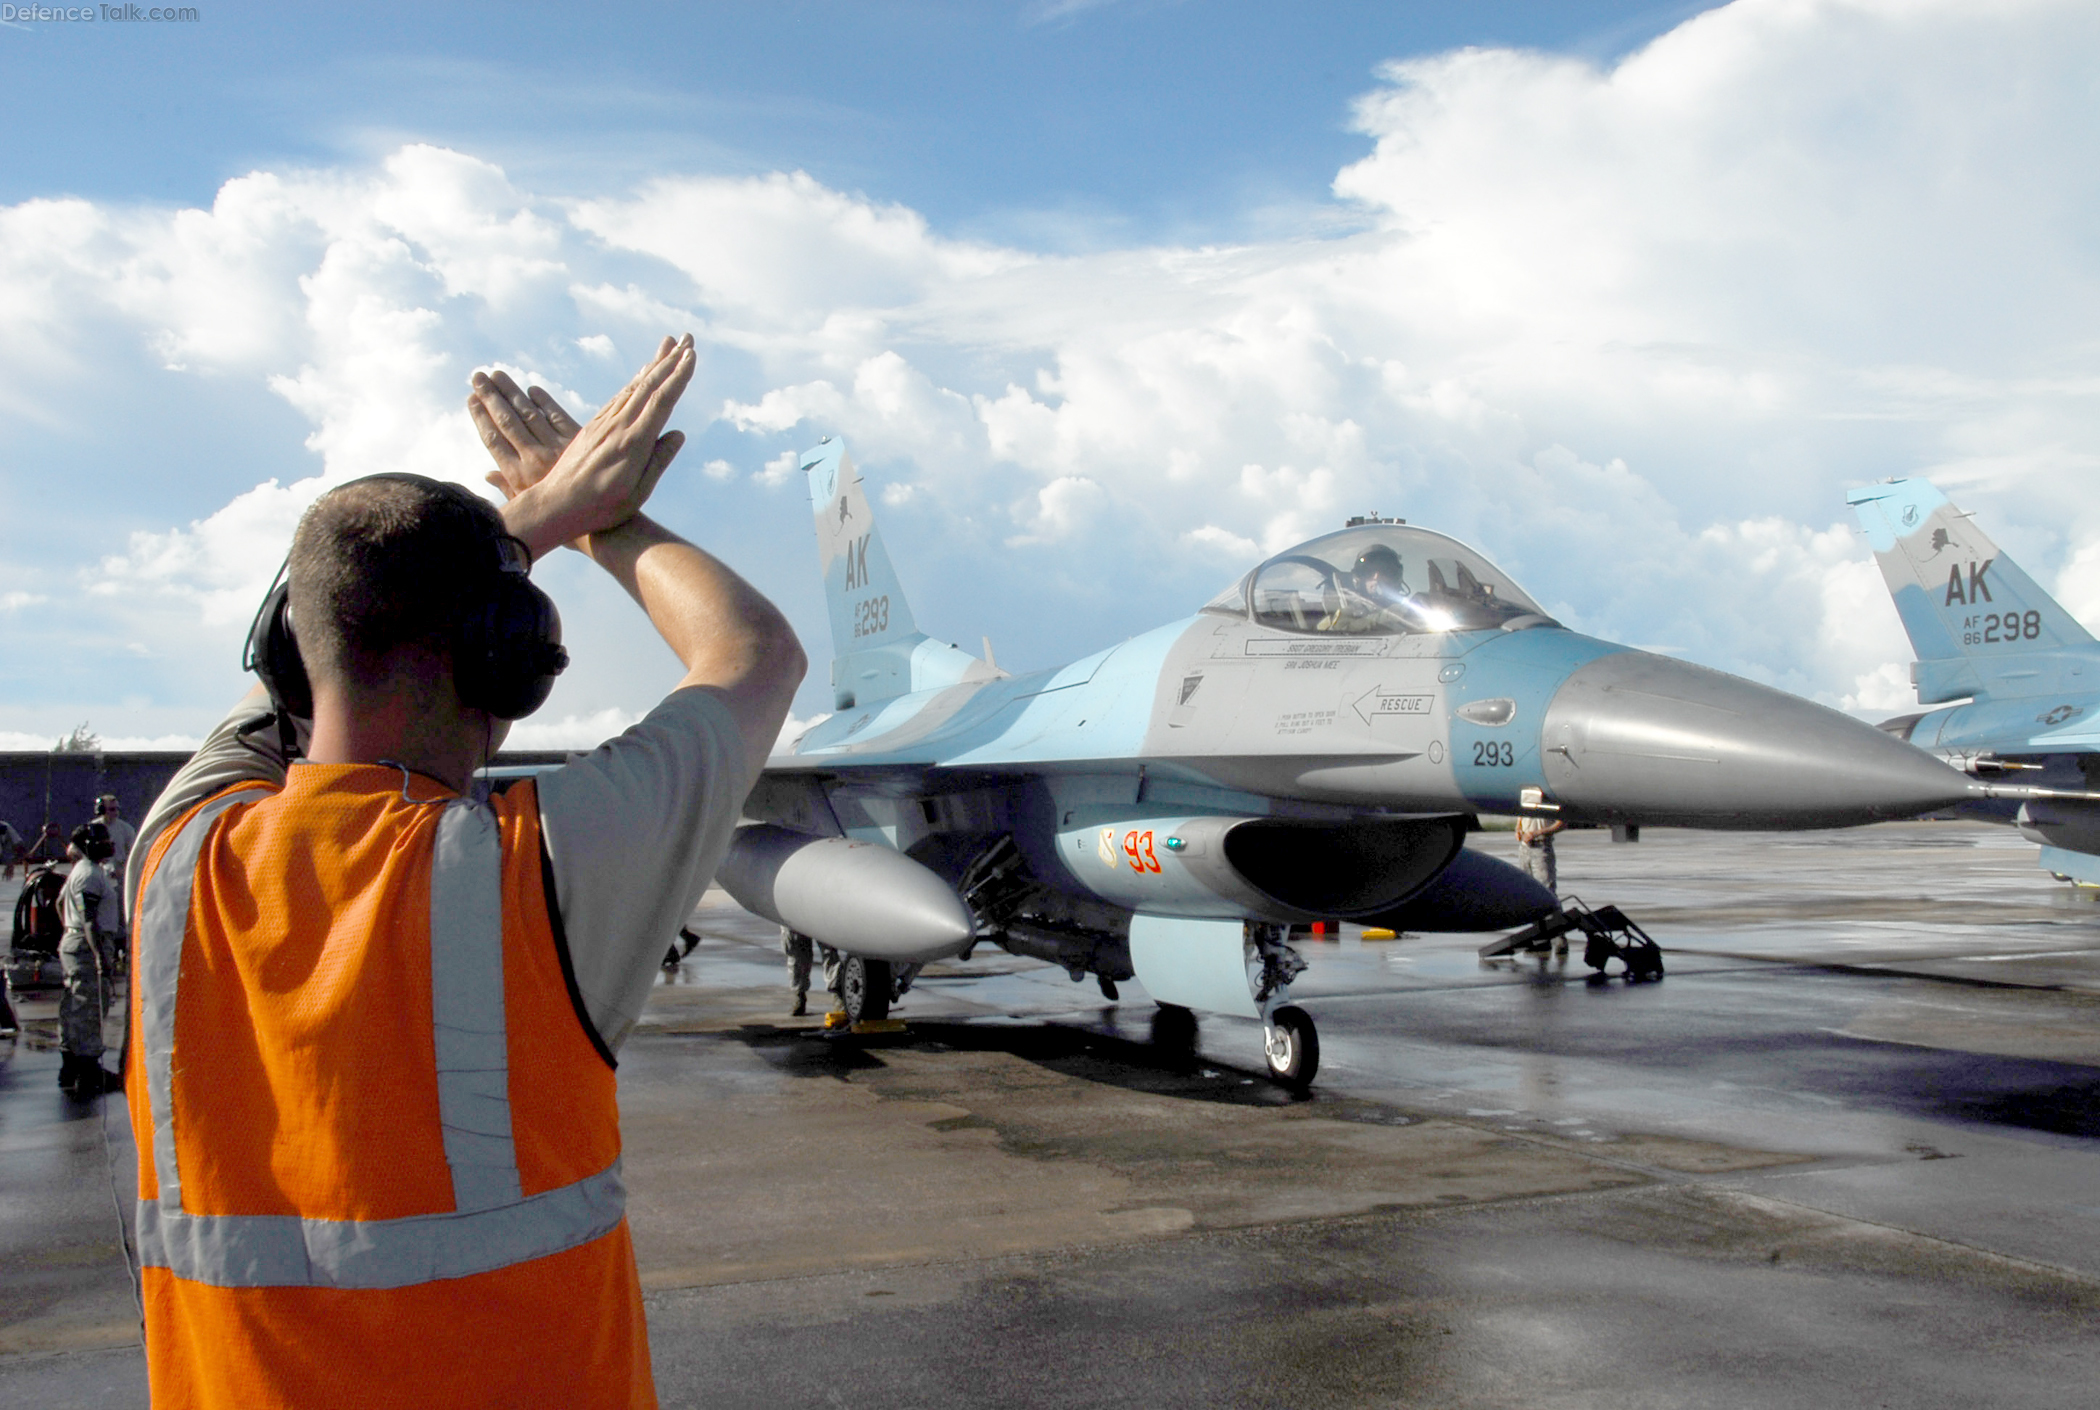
xmin=1351 ymin=545 xmax=1405 ymax=600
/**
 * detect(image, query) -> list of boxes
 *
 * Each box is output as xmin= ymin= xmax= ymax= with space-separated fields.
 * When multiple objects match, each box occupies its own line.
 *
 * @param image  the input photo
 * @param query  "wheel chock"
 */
xmin=1360 ymin=927 xmax=1398 ymax=941
xmin=850 ymin=1018 xmax=907 ymax=1035
xmin=822 ymin=1010 xmax=852 ymax=1030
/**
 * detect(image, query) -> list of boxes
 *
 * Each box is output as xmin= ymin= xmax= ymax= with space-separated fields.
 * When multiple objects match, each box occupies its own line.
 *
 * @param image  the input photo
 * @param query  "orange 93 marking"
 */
xmin=1121 ymin=829 xmax=1162 ymax=874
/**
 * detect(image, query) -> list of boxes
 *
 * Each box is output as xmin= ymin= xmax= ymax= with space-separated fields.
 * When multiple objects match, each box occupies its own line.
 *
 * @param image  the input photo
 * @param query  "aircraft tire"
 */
xmin=840 ymin=955 xmax=892 ymax=1024
xmin=1264 ymin=1006 xmax=1319 ymax=1089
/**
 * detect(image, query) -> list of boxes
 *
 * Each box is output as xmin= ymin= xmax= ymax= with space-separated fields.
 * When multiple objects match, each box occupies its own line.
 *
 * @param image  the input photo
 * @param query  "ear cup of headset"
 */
xmin=244 ymin=580 xmax=315 ymax=721
xmin=454 ymin=575 xmax=570 ymax=720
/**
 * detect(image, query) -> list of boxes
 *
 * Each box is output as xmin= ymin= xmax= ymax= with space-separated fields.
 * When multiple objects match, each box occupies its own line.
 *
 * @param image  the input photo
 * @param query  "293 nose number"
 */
xmin=1472 ymin=740 xmax=1515 ymax=767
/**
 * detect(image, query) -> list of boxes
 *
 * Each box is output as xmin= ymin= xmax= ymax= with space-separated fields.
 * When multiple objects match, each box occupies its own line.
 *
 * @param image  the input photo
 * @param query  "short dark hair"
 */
xmin=71 ymin=821 xmax=114 ymax=862
xmin=286 ymin=476 xmax=506 ymax=688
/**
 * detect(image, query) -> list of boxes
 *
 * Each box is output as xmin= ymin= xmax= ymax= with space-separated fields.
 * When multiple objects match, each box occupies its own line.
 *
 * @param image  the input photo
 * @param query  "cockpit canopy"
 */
xmin=1204 ymin=525 xmax=1556 ymax=636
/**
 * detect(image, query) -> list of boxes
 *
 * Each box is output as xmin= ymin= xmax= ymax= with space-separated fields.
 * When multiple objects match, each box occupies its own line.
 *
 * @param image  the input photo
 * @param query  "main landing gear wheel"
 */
xmin=1264 ymin=1006 xmax=1319 ymax=1089
xmin=838 ymin=955 xmax=892 ymax=1024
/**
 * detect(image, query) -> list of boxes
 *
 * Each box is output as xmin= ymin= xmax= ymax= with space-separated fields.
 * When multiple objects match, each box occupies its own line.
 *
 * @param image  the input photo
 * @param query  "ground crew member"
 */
xmin=1515 ymin=811 xmax=1566 ymax=895
xmin=2 ymin=821 xmax=34 ymax=1034
xmin=26 ymin=821 xmax=62 ymax=864
xmin=783 ymin=928 xmax=815 ymax=1015
xmin=776 ymin=933 xmax=849 ymax=1017
xmin=91 ymin=794 xmax=136 ymax=885
xmin=88 ymin=794 xmax=138 ymax=967
xmin=58 ymin=821 xmax=121 ymax=1098
xmin=124 ymin=335 xmax=804 ymax=1409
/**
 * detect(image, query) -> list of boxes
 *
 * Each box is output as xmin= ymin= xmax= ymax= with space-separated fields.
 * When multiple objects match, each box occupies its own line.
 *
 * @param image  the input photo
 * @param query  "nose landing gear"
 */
xmin=1263 ymin=1004 xmax=1319 ymax=1088
xmin=1253 ymin=924 xmax=1319 ymax=1088
xmin=838 ymin=955 xmax=893 ymax=1023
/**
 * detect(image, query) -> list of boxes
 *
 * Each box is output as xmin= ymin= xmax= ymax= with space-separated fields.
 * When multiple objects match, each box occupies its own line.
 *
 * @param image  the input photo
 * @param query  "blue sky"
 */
xmin=4 ymin=2 xmax=1706 ymax=241
xmin=3 ymin=1 xmax=2098 ymax=749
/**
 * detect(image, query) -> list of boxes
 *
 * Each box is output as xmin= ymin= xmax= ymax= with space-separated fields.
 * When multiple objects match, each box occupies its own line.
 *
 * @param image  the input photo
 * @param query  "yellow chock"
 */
xmin=1360 ymin=927 xmax=1398 ymax=941
xmin=822 ymin=1010 xmax=852 ymax=1030
xmin=851 ymin=1019 xmax=907 ymax=1035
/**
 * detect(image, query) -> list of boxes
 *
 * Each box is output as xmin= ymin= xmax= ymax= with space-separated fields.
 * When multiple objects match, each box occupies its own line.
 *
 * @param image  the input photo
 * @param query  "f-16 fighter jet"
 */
xmin=723 ymin=441 xmax=1978 ymax=1086
xmin=1849 ymin=478 xmax=2100 ymax=886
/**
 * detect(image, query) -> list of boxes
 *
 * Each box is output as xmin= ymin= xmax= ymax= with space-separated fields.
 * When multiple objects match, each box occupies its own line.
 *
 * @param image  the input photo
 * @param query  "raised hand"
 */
xmin=467 ymin=368 xmax=585 ymax=500
xmin=487 ymin=335 xmax=695 ymax=561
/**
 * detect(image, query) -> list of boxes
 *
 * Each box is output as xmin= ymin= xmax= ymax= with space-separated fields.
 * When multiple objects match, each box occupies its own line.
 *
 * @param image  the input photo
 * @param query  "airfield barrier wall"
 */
xmin=0 ymin=750 xmax=573 ymax=843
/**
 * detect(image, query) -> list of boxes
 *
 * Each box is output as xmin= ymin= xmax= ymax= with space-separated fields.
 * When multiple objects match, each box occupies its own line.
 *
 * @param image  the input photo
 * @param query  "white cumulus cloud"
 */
xmin=5 ymin=0 xmax=2100 ymax=747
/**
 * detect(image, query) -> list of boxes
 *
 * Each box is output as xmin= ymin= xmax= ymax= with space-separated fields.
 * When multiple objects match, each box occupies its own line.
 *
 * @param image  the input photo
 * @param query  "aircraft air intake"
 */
xmin=1216 ymin=817 xmax=1466 ymax=916
xmin=1051 ymin=811 xmax=1466 ymax=923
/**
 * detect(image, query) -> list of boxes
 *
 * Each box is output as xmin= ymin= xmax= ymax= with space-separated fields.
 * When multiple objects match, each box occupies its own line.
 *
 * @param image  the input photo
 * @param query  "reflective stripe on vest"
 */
xmin=430 ymin=800 xmax=524 ymax=1212
xmin=137 ymin=784 xmax=271 ymax=1219
xmin=135 ymin=788 xmax=626 ymax=1290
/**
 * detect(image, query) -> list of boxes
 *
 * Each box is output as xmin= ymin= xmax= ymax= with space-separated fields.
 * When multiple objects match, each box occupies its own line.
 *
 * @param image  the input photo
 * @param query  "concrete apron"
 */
xmin=1 ymin=965 xmax=1818 ymax=1380
xmin=9 ymin=824 xmax=2100 ymax=1408
xmin=619 ymin=988 xmax=1810 ymax=1294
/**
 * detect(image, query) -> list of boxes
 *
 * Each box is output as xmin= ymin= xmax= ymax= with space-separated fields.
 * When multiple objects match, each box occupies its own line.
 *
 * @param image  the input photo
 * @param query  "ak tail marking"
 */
xmin=801 ymin=438 xmax=1001 ymax=710
xmin=1848 ymin=478 xmax=2094 ymax=702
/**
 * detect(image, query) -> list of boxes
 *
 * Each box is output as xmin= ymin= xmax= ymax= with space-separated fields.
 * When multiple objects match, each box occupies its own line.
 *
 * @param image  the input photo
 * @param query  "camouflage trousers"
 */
xmin=782 ymin=929 xmax=814 ymax=997
xmin=780 ymin=930 xmax=848 ymax=996
xmin=58 ymin=933 xmax=110 ymax=1059
xmin=1520 ymin=837 xmax=1558 ymax=895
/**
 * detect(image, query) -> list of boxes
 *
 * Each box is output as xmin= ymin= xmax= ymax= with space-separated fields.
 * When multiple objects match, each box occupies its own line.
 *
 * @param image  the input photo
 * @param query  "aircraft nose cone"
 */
xmin=1540 ymin=652 xmax=1971 ymax=828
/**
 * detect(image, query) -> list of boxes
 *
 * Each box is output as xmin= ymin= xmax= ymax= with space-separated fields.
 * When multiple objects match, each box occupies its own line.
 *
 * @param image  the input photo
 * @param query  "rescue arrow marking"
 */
xmin=1352 ymin=688 xmax=1435 ymax=726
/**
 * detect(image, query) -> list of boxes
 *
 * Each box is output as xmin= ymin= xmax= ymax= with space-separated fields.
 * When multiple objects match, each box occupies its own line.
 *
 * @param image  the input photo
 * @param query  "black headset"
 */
xmin=243 ymin=474 xmax=570 ymax=726
xmin=70 ymin=821 xmax=114 ymax=863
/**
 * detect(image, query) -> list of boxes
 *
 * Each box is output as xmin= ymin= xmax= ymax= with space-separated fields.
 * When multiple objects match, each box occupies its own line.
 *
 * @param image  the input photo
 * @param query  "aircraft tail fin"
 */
xmin=1847 ymin=478 xmax=2094 ymax=702
xmin=801 ymin=439 xmax=999 ymax=709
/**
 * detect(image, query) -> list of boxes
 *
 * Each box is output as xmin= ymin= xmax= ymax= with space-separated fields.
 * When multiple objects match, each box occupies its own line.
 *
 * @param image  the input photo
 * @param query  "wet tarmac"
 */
xmin=6 ymin=821 xmax=2100 ymax=1406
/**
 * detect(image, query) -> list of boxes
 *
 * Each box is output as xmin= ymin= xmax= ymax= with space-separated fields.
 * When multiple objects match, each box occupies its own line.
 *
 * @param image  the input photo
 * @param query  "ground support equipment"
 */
xmin=1479 ymin=899 xmax=1664 ymax=981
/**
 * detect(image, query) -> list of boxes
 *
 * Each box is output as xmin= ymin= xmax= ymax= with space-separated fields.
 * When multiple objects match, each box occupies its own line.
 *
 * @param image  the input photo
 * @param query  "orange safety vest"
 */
xmin=126 ymin=764 xmax=654 ymax=1410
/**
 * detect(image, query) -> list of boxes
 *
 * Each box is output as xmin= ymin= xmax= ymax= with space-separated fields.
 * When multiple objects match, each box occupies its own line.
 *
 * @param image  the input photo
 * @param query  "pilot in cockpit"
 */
xmin=1319 ymin=544 xmax=1411 ymax=632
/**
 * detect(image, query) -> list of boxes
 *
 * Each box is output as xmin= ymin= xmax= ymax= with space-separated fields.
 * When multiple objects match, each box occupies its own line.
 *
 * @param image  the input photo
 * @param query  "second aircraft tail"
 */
xmin=1847 ymin=477 xmax=2094 ymax=702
